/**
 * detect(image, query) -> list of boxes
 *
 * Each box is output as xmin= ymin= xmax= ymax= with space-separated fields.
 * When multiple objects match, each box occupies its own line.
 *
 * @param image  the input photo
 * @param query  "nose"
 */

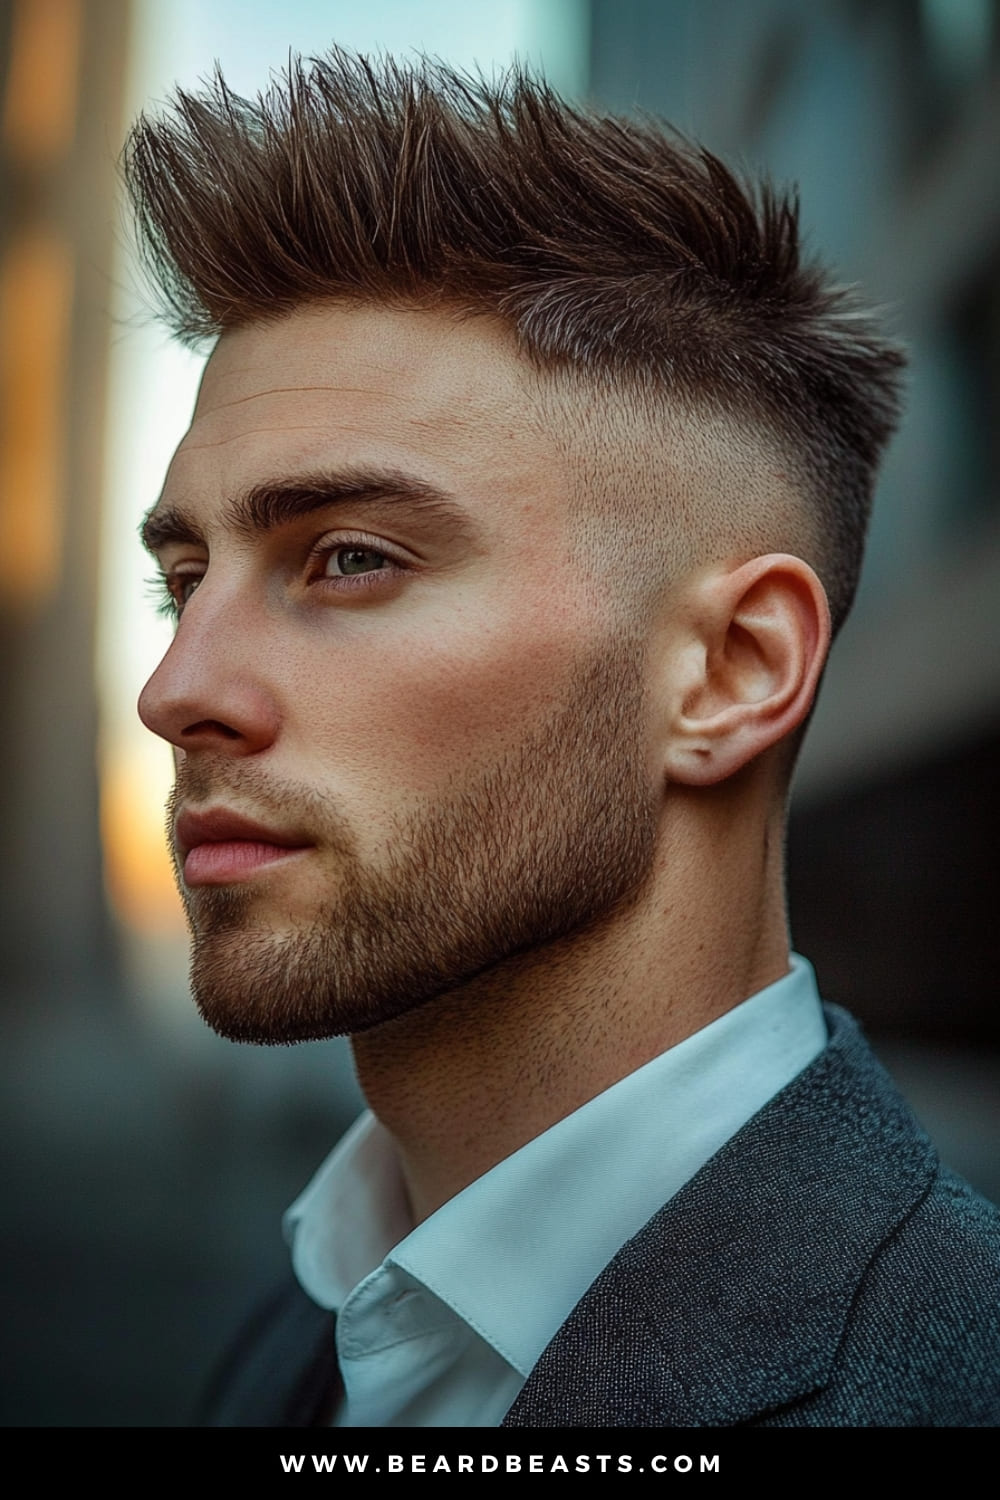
xmin=137 ymin=598 xmax=281 ymax=756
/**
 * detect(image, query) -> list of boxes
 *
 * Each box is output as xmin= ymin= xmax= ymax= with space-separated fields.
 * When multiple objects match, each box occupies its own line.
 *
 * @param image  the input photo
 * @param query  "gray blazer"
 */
xmin=203 ymin=1006 xmax=1000 ymax=1427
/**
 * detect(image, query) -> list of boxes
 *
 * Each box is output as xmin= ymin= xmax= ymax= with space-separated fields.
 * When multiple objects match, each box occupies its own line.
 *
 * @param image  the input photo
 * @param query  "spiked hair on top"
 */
xmin=123 ymin=50 xmax=905 ymax=633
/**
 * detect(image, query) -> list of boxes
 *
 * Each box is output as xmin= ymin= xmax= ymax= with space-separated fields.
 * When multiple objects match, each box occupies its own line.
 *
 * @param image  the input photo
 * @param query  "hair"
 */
xmin=123 ymin=50 xmax=905 ymax=634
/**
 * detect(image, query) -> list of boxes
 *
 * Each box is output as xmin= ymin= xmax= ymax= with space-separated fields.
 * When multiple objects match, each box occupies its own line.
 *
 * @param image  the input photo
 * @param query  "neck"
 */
xmin=351 ymin=786 xmax=789 ymax=1222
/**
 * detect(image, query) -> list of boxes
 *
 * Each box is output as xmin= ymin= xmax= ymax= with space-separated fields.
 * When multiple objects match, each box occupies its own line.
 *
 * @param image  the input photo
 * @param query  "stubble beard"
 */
xmin=172 ymin=648 xmax=659 ymax=1044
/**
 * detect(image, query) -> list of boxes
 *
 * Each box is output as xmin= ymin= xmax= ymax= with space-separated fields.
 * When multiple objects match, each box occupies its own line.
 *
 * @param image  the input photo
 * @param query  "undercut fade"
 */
xmin=123 ymin=50 xmax=905 ymax=633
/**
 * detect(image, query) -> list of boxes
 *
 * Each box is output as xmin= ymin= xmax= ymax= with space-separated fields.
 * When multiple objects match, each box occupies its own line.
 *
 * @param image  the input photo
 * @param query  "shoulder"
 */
xmin=199 ymin=1278 xmax=338 ymax=1427
xmin=759 ymin=1165 xmax=1000 ymax=1428
xmin=507 ymin=1008 xmax=1000 ymax=1428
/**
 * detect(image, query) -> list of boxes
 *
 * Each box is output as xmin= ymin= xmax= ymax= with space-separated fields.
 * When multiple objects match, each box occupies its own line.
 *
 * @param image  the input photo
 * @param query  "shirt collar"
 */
xmin=286 ymin=954 xmax=826 ymax=1379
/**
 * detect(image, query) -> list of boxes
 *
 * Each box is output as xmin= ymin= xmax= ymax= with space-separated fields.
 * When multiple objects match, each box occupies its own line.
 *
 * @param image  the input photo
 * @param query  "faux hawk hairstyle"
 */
xmin=123 ymin=49 xmax=905 ymax=634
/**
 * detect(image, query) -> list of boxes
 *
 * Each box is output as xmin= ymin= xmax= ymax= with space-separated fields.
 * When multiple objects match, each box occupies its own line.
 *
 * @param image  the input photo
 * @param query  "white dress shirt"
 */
xmin=285 ymin=954 xmax=828 ymax=1426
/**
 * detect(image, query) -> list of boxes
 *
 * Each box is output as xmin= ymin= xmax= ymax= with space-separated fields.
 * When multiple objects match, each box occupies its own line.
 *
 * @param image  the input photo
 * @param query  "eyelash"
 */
xmin=147 ymin=533 xmax=404 ymax=620
xmin=145 ymin=572 xmax=192 ymax=621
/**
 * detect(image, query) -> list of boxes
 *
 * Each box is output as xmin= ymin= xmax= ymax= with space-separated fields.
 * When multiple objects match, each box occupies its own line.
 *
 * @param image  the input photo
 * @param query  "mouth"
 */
xmin=174 ymin=806 xmax=314 ymax=887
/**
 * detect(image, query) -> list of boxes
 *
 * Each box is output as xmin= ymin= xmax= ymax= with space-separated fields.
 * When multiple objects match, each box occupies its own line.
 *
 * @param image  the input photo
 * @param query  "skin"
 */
xmin=139 ymin=301 xmax=831 ymax=1222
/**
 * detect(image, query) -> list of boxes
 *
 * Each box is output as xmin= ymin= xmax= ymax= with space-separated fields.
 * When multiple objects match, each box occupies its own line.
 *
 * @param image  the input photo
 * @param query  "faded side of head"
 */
xmin=123 ymin=48 xmax=905 ymax=637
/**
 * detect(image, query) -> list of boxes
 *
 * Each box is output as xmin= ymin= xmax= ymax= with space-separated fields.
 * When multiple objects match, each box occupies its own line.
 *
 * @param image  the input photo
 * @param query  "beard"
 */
xmin=169 ymin=646 xmax=658 ymax=1044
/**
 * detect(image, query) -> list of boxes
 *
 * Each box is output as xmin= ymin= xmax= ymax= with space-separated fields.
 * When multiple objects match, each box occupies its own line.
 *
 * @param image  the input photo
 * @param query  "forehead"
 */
xmin=161 ymin=302 xmax=562 ymax=514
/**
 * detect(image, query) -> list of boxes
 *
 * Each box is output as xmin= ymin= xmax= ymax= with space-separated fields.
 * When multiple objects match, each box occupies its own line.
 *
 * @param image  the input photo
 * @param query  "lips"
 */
xmin=175 ymin=807 xmax=312 ymax=886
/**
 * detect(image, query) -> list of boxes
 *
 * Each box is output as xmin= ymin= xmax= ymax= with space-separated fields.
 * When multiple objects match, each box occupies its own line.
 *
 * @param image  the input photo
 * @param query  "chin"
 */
xmin=187 ymin=922 xmax=458 ymax=1044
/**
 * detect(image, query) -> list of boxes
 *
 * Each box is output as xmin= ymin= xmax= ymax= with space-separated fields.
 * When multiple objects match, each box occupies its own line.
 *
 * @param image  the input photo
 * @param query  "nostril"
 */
xmin=182 ymin=720 xmax=242 ymax=740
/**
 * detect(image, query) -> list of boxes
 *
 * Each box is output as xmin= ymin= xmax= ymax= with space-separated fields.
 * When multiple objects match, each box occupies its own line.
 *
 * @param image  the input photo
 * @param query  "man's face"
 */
xmin=139 ymin=304 xmax=659 ymax=1042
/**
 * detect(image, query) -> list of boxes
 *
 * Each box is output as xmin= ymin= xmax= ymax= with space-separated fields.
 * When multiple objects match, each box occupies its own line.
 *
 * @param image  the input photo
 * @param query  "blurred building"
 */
xmin=1 ymin=0 xmax=125 ymax=1016
xmin=2 ymin=0 xmax=998 ymax=1425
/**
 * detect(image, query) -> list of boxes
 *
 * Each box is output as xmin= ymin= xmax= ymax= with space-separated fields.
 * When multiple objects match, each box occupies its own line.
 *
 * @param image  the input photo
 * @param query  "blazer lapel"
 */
xmin=503 ymin=1007 xmax=937 ymax=1427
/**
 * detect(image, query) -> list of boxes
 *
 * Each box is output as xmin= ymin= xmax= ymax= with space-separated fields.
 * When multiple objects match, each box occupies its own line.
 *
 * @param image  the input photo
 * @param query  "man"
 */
xmin=128 ymin=53 xmax=1000 ymax=1426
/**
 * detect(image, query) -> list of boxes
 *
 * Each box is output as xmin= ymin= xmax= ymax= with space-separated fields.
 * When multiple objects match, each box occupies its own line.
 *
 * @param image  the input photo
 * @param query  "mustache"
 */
xmin=166 ymin=758 xmax=354 ymax=854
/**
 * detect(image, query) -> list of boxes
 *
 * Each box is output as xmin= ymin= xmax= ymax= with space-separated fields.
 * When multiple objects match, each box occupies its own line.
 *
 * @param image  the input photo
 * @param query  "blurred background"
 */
xmin=1 ymin=0 xmax=997 ymax=1425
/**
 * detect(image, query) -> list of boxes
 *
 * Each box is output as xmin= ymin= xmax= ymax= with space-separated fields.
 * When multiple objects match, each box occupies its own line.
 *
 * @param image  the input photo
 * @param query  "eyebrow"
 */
xmin=140 ymin=468 xmax=471 ymax=554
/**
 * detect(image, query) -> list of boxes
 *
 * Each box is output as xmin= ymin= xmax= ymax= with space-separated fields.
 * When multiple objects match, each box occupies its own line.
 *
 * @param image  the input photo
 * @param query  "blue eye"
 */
xmin=327 ymin=547 xmax=389 ymax=576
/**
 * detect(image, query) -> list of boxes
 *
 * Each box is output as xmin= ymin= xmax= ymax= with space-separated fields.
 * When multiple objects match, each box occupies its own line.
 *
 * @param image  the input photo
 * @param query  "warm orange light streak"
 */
xmin=2 ymin=0 xmax=82 ymax=165
xmin=101 ymin=748 xmax=186 ymax=937
xmin=0 ymin=228 xmax=74 ymax=611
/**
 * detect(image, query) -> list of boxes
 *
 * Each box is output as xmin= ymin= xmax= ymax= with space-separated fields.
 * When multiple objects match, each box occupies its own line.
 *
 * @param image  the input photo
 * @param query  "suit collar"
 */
xmin=286 ymin=959 xmax=825 ymax=1402
xmin=503 ymin=1006 xmax=937 ymax=1427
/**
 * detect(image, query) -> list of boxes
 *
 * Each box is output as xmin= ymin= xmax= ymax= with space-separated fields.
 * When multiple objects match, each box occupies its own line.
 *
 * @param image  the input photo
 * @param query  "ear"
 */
xmin=662 ymin=555 xmax=831 ymax=787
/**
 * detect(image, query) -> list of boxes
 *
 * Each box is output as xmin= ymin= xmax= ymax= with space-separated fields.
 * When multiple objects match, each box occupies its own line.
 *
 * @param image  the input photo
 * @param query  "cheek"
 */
xmin=286 ymin=590 xmax=594 ymax=799
xmin=391 ymin=634 xmax=562 ymax=765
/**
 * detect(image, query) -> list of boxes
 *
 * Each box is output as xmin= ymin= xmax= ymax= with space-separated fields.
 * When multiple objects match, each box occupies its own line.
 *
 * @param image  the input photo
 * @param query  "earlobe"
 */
xmin=663 ymin=555 xmax=831 ymax=787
